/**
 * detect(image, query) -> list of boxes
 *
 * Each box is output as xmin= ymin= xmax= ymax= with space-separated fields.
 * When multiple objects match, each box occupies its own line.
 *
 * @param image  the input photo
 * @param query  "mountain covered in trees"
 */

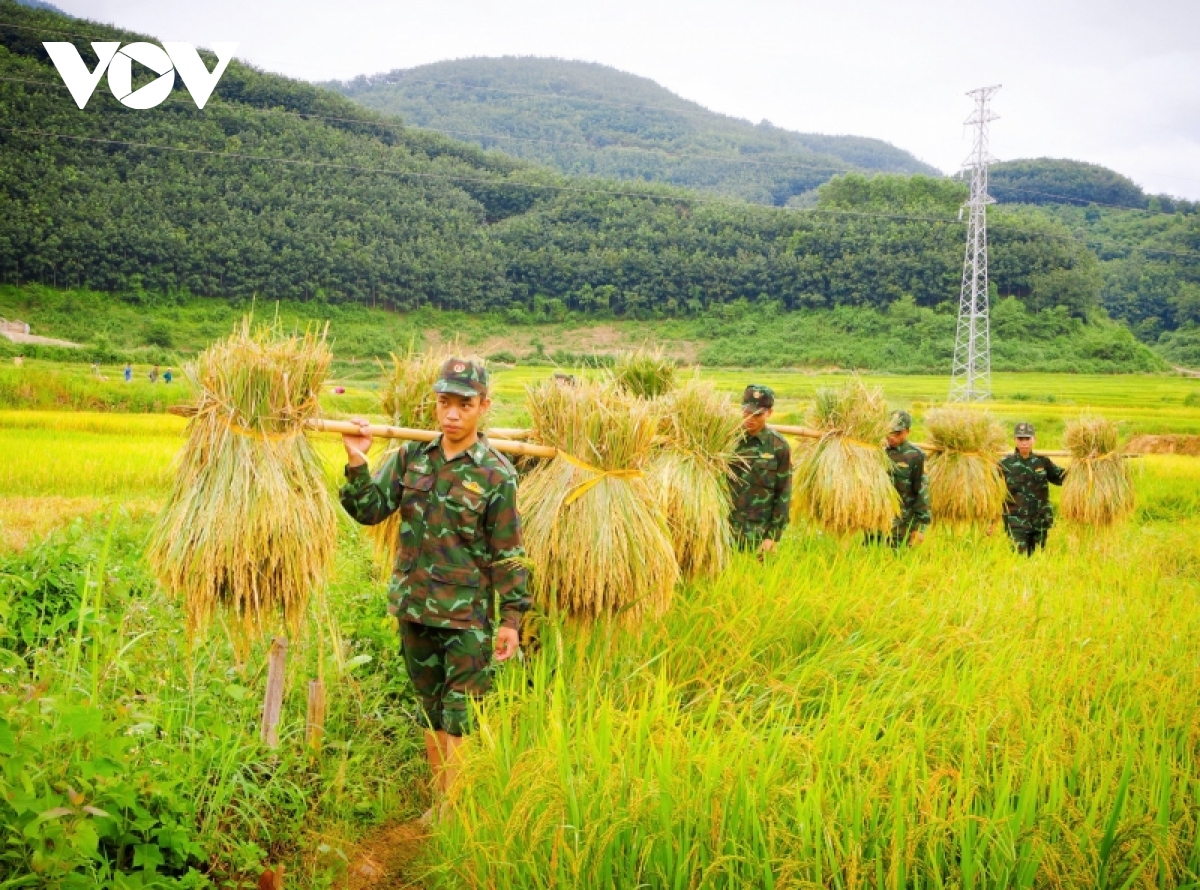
xmin=0 ymin=1 xmax=1195 ymax=367
xmin=322 ymin=57 xmax=940 ymax=207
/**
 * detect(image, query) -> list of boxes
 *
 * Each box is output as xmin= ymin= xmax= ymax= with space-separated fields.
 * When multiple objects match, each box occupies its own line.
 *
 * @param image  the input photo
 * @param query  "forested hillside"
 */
xmin=0 ymin=1 xmax=1188 ymax=370
xmin=323 ymin=57 xmax=939 ymax=206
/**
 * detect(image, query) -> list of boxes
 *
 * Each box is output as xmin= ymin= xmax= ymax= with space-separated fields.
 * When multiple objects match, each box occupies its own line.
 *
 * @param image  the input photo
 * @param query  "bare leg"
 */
xmin=442 ymin=732 xmax=465 ymax=795
xmin=424 ymin=730 xmax=445 ymax=793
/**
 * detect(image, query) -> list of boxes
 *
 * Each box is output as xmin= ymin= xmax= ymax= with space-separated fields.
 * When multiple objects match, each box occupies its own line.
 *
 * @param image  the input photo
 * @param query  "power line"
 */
xmin=8 ymin=19 xmax=1200 ymax=208
xmin=6 ymin=72 xmax=1198 ymax=217
xmin=0 ymin=73 xmax=849 ymax=176
xmin=991 ymin=184 xmax=1192 ymax=213
xmin=2 ymin=123 xmax=1199 ymax=262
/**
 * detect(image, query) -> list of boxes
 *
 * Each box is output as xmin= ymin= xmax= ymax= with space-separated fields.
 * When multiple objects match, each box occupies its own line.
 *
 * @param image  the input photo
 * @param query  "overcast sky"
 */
xmin=53 ymin=0 xmax=1200 ymax=200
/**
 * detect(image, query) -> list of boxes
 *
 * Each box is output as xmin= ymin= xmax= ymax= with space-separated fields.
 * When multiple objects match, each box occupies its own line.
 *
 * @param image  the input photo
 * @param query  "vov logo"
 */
xmin=43 ymin=41 xmax=237 ymax=110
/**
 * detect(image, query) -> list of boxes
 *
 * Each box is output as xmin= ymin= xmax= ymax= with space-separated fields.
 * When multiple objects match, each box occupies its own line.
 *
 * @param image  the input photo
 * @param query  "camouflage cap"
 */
xmin=1014 ymin=421 xmax=1035 ymax=438
xmin=741 ymin=384 xmax=775 ymax=414
xmin=888 ymin=410 xmax=912 ymax=433
xmin=433 ymin=357 xmax=488 ymax=398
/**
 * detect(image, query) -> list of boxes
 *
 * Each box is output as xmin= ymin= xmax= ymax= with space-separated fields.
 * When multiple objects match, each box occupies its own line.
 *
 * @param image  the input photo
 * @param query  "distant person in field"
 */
xmin=13 ymin=355 xmax=23 ymax=368
xmin=869 ymin=410 xmax=930 ymax=547
xmin=149 ymin=365 xmax=159 ymax=383
xmin=989 ymin=421 xmax=1066 ymax=556
xmin=729 ymin=384 xmax=791 ymax=555
xmin=338 ymin=358 xmax=528 ymax=823
xmin=164 ymin=368 xmax=173 ymax=384
xmin=124 ymin=363 xmax=132 ymax=383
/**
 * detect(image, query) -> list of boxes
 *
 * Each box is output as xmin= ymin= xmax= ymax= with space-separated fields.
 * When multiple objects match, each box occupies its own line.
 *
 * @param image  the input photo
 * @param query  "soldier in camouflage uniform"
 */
xmin=992 ymin=421 xmax=1066 ymax=555
xmin=870 ymin=410 xmax=931 ymax=547
xmin=729 ymin=384 xmax=791 ymax=554
xmin=339 ymin=357 xmax=528 ymax=814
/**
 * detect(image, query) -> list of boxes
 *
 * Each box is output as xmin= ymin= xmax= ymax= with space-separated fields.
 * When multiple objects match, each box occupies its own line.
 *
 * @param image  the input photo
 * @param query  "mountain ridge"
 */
xmin=322 ymin=56 xmax=940 ymax=206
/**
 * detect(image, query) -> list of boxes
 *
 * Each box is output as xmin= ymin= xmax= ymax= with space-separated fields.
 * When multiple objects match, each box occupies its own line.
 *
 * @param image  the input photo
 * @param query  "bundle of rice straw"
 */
xmin=520 ymin=380 xmax=678 ymax=622
xmin=1061 ymin=416 xmax=1135 ymax=525
xmin=368 ymin=345 xmax=454 ymax=577
xmin=648 ymin=379 xmax=741 ymax=580
xmin=791 ymin=380 xmax=899 ymax=535
xmin=148 ymin=318 xmax=336 ymax=641
xmin=610 ymin=347 xmax=677 ymax=399
xmin=925 ymin=408 xmax=1007 ymax=525
xmin=378 ymin=343 xmax=444 ymax=430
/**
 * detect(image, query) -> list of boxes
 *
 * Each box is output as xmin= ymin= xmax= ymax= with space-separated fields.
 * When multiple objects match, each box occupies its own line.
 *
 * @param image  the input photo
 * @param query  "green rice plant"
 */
xmin=925 ymin=407 xmax=1008 ymax=525
xmin=792 ymin=380 xmax=898 ymax=535
xmin=610 ymin=348 xmax=677 ymax=399
xmin=648 ymin=379 xmax=741 ymax=580
xmin=1062 ymin=416 xmax=1136 ymax=526
xmin=431 ymin=491 xmax=1200 ymax=888
xmin=519 ymin=379 xmax=678 ymax=622
xmin=146 ymin=318 xmax=336 ymax=641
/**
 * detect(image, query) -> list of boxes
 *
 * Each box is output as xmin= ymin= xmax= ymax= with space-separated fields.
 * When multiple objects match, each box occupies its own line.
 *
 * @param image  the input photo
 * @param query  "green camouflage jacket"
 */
xmin=887 ymin=441 xmax=931 ymax=530
xmin=340 ymin=435 xmax=529 ymax=631
xmin=729 ymin=428 xmax=792 ymax=542
xmin=999 ymin=451 xmax=1066 ymax=530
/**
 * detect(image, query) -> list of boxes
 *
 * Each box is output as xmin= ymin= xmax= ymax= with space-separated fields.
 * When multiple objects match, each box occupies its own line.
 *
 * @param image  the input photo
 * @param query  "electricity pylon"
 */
xmin=949 ymin=85 xmax=1000 ymax=402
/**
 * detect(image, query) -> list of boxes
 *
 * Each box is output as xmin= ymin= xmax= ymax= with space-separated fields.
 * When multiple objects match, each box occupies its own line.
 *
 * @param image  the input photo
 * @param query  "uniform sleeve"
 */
xmin=1046 ymin=458 xmax=1066 ymax=486
xmin=913 ymin=450 xmax=931 ymax=528
xmin=769 ymin=437 xmax=792 ymax=541
xmin=339 ymin=447 xmax=405 ymax=526
xmin=484 ymin=471 xmax=530 ymax=631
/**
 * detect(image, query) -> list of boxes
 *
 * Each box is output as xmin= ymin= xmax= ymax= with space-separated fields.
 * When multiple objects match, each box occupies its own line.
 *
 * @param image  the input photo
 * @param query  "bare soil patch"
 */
xmin=1125 ymin=434 xmax=1200 ymax=456
xmin=342 ymin=820 xmax=429 ymax=890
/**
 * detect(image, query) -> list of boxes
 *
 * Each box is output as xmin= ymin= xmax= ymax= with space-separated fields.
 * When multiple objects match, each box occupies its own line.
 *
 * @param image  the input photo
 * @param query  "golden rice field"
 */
xmin=1 ymin=368 xmax=1199 ymax=887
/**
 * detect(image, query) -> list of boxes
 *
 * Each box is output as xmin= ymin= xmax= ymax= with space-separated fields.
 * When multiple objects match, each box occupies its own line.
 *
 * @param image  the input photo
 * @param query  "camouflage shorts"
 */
xmin=1003 ymin=517 xmax=1049 ymax=556
xmin=732 ymin=525 xmax=772 ymax=551
xmin=399 ymin=620 xmax=493 ymax=736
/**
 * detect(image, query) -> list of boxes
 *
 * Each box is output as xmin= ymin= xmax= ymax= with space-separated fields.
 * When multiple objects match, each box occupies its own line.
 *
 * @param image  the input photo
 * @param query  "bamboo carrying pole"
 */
xmin=474 ymin=421 xmax=1127 ymax=460
xmin=165 ymin=407 xmax=557 ymax=459
xmin=167 ymin=407 xmax=1133 ymax=460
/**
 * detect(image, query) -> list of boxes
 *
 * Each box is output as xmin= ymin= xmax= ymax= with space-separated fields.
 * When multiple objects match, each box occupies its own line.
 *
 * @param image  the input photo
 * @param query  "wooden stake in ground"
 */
xmin=261 ymin=636 xmax=288 ymax=749
xmin=306 ymin=679 xmax=326 ymax=751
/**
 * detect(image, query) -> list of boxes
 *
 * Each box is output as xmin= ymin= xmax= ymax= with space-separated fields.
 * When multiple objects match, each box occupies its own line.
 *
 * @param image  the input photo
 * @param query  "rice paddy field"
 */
xmin=1 ymin=365 xmax=1199 ymax=888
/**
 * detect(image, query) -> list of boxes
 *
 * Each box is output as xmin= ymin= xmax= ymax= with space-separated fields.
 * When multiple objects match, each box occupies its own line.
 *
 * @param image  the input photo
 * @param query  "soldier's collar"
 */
xmin=422 ymin=434 xmax=486 ymax=465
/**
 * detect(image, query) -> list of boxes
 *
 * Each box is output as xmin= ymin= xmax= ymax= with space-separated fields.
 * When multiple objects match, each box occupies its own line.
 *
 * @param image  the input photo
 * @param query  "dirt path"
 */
xmin=342 ymin=820 xmax=430 ymax=889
